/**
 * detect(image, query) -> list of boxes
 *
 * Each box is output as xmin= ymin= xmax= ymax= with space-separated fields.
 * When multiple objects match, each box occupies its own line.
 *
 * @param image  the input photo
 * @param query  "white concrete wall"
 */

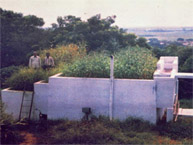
xmin=153 ymin=56 xmax=178 ymax=122
xmin=155 ymin=77 xmax=175 ymax=108
xmin=45 ymin=74 xmax=157 ymax=123
xmin=1 ymin=88 xmax=35 ymax=120
xmin=2 ymin=56 xmax=181 ymax=124
xmin=34 ymin=81 xmax=49 ymax=115
xmin=48 ymin=75 xmax=110 ymax=120
xmin=113 ymin=79 xmax=156 ymax=123
xmin=1 ymin=74 xmax=172 ymax=124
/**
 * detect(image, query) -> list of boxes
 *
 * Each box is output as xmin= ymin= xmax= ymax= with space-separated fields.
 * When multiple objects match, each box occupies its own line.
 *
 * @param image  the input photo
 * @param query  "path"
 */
xmin=20 ymin=131 xmax=37 ymax=145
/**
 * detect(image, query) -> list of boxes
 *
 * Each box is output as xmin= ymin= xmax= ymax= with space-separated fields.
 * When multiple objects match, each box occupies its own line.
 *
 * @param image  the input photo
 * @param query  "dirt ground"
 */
xmin=19 ymin=131 xmax=37 ymax=145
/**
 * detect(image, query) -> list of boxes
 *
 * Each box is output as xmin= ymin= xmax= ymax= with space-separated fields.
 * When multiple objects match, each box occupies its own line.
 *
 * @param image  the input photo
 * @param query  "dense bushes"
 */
xmin=114 ymin=47 xmax=157 ymax=79
xmin=0 ymin=66 xmax=21 ymax=88
xmin=62 ymin=53 xmax=110 ymax=78
xmin=6 ymin=68 xmax=46 ymax=91
xmin=5 ymin=66 xmax=64 ymax=91
xmin=155 ymin=117 xmax=193 ymax=140
xmin=5 ymin=45 xmax=86 ymax=91
xmin=39 ymin=44 xmax=86 ymax=65
xmin=5 ymin=46 xmax=157 ymax=91
xmin=62 ymin=47 xmax=157 ymax=79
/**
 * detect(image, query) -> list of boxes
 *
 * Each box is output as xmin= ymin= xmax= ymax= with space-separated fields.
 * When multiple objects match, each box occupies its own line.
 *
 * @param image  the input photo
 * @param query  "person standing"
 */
xmin=29 ymin=51 xmax=41 ymax=69
xmin=43 ymin=52 xmax=55 ymax=69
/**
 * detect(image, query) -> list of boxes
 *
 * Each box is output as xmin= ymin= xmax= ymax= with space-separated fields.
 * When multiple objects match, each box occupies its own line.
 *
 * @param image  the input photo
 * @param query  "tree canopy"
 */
xmin=1 ymin=8 xmax=52 ymax=67
xmin=1 ymin=9 xmax=151 ymax=67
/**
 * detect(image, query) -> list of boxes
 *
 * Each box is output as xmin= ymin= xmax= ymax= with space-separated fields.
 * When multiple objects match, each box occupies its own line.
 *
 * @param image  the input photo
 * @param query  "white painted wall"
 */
xmin=47 ymin=75 xmax=110 ymax=120
xmin=2 ymin=56 xmax=184 ymax=124
xmin=33 ymin=74 xmax=156 ymax=123
xmin=1 ymin=77 xmax=173 ymax=124
xmin=1 ymin=88 xmax=35 ymax=120
xmin=113 ymin=79 xmax=156 ymax=123
xmin=155 ymin=77 xmax=175 ymax=108
xmin=34 ymin=81 xmax=49 ymax=115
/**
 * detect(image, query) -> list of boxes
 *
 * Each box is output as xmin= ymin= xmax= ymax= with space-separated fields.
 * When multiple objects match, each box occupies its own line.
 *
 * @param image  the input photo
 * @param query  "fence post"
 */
xmin=109 ymin=55 xmax=114 ymax=120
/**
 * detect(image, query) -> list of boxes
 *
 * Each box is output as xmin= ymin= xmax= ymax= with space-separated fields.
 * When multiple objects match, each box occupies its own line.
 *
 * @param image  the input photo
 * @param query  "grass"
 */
xmin=38 ymin=116 xmax=192 ymax=144
xmin=2 ymin=116 xmax=191 ymax=144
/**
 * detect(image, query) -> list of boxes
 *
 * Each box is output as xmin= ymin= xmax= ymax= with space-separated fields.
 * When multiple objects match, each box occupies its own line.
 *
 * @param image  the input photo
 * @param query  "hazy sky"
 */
xmin=1 ymin=0 xmax=193 ymax=28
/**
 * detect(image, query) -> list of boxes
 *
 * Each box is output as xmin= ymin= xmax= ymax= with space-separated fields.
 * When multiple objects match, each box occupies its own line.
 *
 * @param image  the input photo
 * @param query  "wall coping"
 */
xmin=1 ymin=88 xmax=33 ymax=93
xmin=49 ymin=73 xmax=154 ymax=82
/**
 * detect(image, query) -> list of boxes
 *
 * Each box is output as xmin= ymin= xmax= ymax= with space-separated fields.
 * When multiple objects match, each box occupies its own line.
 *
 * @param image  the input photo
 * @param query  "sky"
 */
xmin=1 ymin=0 xmax=193 ymax=28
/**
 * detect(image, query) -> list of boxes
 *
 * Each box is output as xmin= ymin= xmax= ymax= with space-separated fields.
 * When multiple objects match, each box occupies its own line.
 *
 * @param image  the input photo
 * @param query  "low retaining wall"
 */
xmin=1 ymin=74 xmax=175 ymax=124
xmin=2 ymin=74 xmax=158 ymax=124
xmin=1 ymin=88 xmax=37 ymax=119
xmin=45 ymin=75 xmax=157 ymax=123
xmin=2 ymin=57 xmax=180 ymax=124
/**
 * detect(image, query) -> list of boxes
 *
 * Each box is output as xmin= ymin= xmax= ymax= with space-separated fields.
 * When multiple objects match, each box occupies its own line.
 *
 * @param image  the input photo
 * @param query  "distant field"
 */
xmin=127 ymin=27 xmax=193 ymax=41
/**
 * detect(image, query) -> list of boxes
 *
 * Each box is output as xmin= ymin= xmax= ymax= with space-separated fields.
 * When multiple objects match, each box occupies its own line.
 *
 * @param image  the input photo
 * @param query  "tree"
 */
xmin=50 ymin=14 xmax=145 ymax=53
xmin=1 ymin=8 xmax=49 ymax=67
xmin=136 ymin=37 xmax=151 ymax=49
xmin=177 ymin=38 xmax=184 ymax=41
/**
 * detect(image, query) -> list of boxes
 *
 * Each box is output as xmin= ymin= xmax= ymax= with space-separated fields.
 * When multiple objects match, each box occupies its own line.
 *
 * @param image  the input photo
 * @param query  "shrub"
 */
xmin=155 ymin=117 xmax=193 ymax=139
xmin=39 ymin=44 xmax=86 ymax=65
xmin=114 ymin=47 xmax=157 ymax=79
xmin=0 ymin=102 xmax=14 ymax=125
xmin=5 ymin=66 xmax=65 ymax=91
xmin=179 ymin=98 xmax=193 ymax=108
xmin=119 ymin=117 xmax=154 ymax=132
xmin=62 ymin=53 xmax=110 ymax=78
xmin=5 ymin=44 xmax=86 ymax=91
xmin=46 ymin=117 xmax=156 ymax=144
xmin=6 ymin=68 xmax=46 ymax=91
xmin=0 ymin=66 xmax=21 ymax=88
xmin=62 ymin=47 xmax=157 ymax=79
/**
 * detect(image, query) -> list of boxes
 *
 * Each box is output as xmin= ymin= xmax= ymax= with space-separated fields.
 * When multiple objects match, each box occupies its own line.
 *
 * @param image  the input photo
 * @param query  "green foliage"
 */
xmin=119 ymin=117 xmax=154 ymax=132
xmin=45 ymin=117 xmax=156 ymax=144
xmin=39 ymin=44 xmax=86 ymax=65
xmin=179 ymin=99 xmax=193 ymax=108
xmin=51 ymin=14 xmax=150 ymax=52
xmin=0 ymin=66 xmax=21 ymax=88
xmin=114 ymin=47 xmax=157 ymax=79
xmin=5 ymin=44 xmax=85 ymax=90
xmin=62 ymin=47 xmax=157 ymax=79
xmin=6 ymin=68 xmax=46 ymax=91
xmin=0 ymin=102 xmax=14 ymax=125
xmin=136 ymin=37 xmax=151 ymax=49
xmin=34 ymin=116 xmax=192 ymax=144
xmin=1 ymin=8 xmax=150 ymax=67
xmin=155 ymin=117 xmax=193 ymax=140
xmin=62 ymin=53 xmax=110 ymax=78
xmin=5 ymin=67 xmax=64 ymax=91
xmin=0 ymin=8 xmax=52 ymax=67
xmin=180 ymin=55 xmax=193 ymax=72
